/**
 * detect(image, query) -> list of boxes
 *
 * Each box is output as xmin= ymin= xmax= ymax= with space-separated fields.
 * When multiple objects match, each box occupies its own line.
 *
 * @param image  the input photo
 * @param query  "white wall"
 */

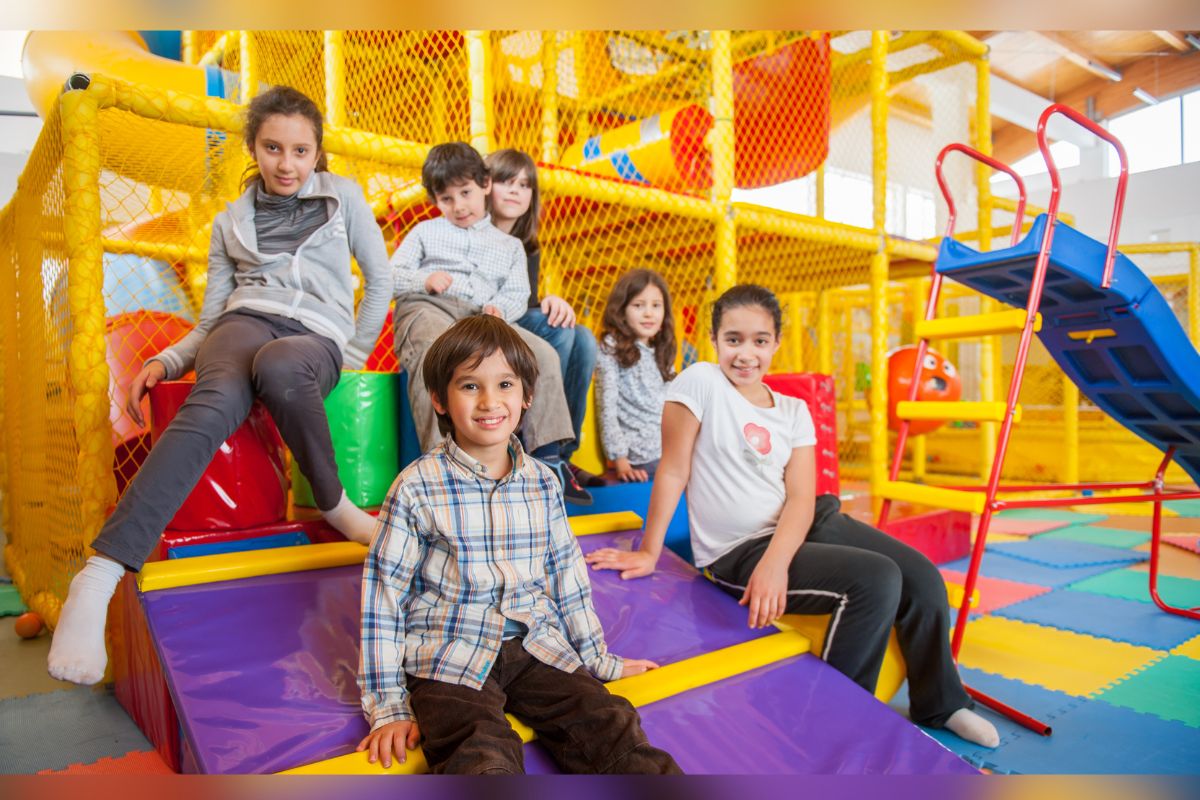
xmin=0 ymin=75 xmax=40 ymax=208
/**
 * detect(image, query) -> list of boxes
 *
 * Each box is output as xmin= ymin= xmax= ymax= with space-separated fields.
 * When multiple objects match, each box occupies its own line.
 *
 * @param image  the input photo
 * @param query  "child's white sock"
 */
xmin=322 ymin=491 xmax=378 ymax=545
xmin=47 ymin=554 xmax=125 ymax=685
xmin=944 ymin=707 xmax=1000 ymax=748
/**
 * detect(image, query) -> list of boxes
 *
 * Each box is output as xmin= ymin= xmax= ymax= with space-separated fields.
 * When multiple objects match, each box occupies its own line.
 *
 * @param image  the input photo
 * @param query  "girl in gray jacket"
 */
xmin=48 ymin=86 xmax=392 ymax=686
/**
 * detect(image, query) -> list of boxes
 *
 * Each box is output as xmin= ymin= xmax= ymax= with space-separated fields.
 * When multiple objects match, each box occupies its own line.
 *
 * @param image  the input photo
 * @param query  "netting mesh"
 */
xmin=30 ymin=30 xmax=1184 ymax=620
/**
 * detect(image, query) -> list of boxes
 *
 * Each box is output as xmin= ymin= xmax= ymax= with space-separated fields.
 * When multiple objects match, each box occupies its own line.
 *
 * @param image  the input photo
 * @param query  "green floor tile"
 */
xmin=1069 ymin=568 xmax=1200 ymax=608
xmin=1040 ymin=526 xmax=1151 ymax=549
xmin=1096 ymin=656 xmax=1200 ymax=728
xmin=995 ymin=508 xmax=1107 ymax=524
xmin=1164 ymin=499 xmax=1200 ymax=517
xmin=0 ymin=585 xmax=26 ymax=617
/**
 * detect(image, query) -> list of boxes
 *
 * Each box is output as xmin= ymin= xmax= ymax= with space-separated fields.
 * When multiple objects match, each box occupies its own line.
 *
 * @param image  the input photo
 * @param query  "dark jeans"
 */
xmin=516 ymin=308 xmax=597 ymax=460
xmin=408 ymin=639 xmax=682 ymax=775
xmin=93 ymin=309 xmax=343 ymax=571
xmin=707 ymin=494 xmax=972 ymax=728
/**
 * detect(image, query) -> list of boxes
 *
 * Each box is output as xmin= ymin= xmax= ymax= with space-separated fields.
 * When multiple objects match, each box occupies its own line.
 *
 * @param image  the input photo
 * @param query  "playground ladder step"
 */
xmin=896 ymin=400 xmax=1022 ymax=424
xmin=879 ymin=480 xmax=987 ymax=514
xmin=915 ymin=309 xmax=1041 ymax=340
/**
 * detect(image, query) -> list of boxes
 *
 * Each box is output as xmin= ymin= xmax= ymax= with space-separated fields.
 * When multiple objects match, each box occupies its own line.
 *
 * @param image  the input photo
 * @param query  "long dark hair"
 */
xmin=484 ymin=148 xmax=540 ymax=255
xmin=600 ymin=268 xmax=676 ymax=382
xmin=241 ymin=85 xmax=328 ymax=191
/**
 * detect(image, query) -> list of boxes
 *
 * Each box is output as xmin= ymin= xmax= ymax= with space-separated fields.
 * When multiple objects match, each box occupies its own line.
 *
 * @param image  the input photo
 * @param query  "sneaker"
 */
xmin=546 ymin=458 xmax=593 ymax=506
xmin=569 ymin=463 xmax=606 ymax=488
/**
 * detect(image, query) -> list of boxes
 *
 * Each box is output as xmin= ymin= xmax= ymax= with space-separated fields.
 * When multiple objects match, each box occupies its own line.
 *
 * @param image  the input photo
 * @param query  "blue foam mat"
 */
xmin=918 ymin=667 xmax=1200 ymax=774
xmin=995 ymin=589 xmax=1200 ymax=650
xmin=569 ymin=481 xmax=692 ymax=563
xmin=988 ymin=538 xmax=1148 ymax=568
xmin=939 ymin=553 xmax=1122 ymax=589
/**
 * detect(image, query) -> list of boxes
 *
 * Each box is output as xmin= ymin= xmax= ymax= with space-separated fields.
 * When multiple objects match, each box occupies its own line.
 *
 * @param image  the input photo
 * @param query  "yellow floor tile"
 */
xmin=1171 ymin=634 xmax=1200 ymax=662
xmin=957 ymin=615 xmax=1165 ymax=697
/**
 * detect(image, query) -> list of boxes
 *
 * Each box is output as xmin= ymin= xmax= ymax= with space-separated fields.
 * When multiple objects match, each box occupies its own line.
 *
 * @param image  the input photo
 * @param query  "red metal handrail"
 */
xmin=935 ymin=142 xmax=1028 ymax=246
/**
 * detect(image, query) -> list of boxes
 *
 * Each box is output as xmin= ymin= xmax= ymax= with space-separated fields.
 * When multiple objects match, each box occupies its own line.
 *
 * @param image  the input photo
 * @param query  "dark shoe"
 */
xmin=547 ymin=458 xmax=593 ymax=506
xmin=569 ymin=463 xmax=606 ymax=488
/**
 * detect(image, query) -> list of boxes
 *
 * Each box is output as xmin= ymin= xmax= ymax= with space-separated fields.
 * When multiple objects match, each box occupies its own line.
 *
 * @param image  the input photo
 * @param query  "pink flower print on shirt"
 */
xmin=743 ymin=423 xmax=772 ymax=456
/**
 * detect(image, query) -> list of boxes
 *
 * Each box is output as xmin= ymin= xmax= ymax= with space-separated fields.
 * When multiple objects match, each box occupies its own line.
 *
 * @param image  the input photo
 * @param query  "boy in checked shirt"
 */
xmin=356 ymin=315 xmax=681 ymax=775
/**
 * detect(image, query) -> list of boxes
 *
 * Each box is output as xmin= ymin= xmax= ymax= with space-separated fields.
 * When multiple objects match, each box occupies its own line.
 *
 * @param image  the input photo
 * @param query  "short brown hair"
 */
xmin=422 ymin=315 xmax=539 ymax=437
xmin=421 ymin=141 xmax=490 ymax=198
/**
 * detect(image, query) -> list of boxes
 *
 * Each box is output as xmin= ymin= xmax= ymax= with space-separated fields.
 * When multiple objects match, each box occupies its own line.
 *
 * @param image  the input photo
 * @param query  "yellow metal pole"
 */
xmin=974 ymin=57 xmax=999 ymax=483
xmin=709 ymin=30 xmax=736 ymax=365
xmin=324 ymin=31 xmax=346 ymax=174
xmin=466 ymin=30 xmax=493 ymax=154
xmin=60 ymin=87 xmax=115 ymax=626
xmin=818 ymin=291 xmax=833 ymax=376
xmin=1191 ymin=245 xmax=1199 ymax=345
xmin=869 ymin=31 xmax=890 ymax=499
xmin=912 ymin=277 xmax=929 ymax=481
xmin=182 ymin=30 xmax=198 ymax=65
xmin=541 ymin=31 xmax=560 ymax=164
xmin=1063 ymin=377 xmax=1080 ymax=484
xmin=815 ymin=163 xmax=825 ymax=220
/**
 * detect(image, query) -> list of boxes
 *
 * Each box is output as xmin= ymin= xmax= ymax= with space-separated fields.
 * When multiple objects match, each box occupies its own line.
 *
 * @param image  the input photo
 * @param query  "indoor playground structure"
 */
xmin=2 ymin=29 xmax=1199 ymax=776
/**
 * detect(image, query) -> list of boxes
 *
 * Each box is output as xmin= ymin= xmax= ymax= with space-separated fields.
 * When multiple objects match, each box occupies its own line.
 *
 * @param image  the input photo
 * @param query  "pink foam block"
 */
xmin=1162 ymin=535 xmax=1200 ymax=555
xmin=977 ymin=517 xmax=1071 ymax=537
xmin=882 ymin=509 xmax=971 ymax=565
xmin=939 ymin=568 xmax=1051 ymax=615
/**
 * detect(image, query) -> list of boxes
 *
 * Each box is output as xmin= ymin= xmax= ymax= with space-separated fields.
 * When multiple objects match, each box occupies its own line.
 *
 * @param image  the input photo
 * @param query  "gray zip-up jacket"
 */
xmin=152 ymin=171 xmax=391 ymax=377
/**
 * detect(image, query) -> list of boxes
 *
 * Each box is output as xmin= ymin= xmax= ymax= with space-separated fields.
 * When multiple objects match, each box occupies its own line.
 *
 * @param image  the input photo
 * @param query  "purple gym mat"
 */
xmin=522 ymin=655 xmax=978 ymax=775
xmin=141 ymin=531 xmax=772 ymax=774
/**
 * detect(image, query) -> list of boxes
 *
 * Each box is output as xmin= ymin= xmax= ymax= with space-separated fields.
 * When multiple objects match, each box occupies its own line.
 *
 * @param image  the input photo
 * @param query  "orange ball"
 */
xmin=887 ymin=346 xmax=962 ymax=435
xmin=14 ymin=611 xmax=44 ymax=639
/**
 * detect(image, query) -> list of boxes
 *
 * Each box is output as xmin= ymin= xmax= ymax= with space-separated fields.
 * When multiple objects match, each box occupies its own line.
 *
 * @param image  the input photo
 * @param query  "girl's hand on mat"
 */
xmin=620 ymin=658 xmax=660 ymax=678
xmin=541 ymin=294 xmax=576 ymax=327
xmin=585 ymin=547 xmax=657 ymax=579
xmin=127 ymin=360 xmax=167 ymax=426
xmin=740 ymin=559 xmax=788 ymax=629
xmin=614 ymin=458 xmax=649 ymax=483
xmin=424 ymin=271 xmax=453 ymax=294
xmin=357 ymin=720 xmax=421 ymax=768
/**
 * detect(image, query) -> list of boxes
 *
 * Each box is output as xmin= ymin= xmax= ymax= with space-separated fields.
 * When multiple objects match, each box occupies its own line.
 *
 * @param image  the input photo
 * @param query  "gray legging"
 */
xmin=93 ymin=309 xmax=343 ymax=571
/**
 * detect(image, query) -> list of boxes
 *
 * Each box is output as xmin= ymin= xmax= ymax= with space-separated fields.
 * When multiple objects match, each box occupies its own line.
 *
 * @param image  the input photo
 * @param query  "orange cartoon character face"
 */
xmin=886 ymin=346 xmax=962 ymax=435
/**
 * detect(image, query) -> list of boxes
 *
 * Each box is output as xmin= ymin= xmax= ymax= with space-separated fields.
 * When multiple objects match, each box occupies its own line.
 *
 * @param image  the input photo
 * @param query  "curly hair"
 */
xmin=599 ymin=268 xmax=676 ymax=382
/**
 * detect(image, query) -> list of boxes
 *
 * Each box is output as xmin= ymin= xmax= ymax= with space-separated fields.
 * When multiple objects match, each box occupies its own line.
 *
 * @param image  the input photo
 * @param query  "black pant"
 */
xmin=93 ymin=309 xmax=343 ymax=571
xmin=408 ymin=639 xmax=682 ymax=775
xmin=707 ymin=494 xmax=972 ymax=728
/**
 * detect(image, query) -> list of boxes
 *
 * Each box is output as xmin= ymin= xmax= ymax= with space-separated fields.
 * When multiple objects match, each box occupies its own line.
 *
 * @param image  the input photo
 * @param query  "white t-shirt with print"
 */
xmin=665 ymin=362 xmax=818 ymax=568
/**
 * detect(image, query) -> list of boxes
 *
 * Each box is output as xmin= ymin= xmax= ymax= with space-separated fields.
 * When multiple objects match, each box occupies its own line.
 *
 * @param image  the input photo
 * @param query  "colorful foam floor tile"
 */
xmin=939 ymin=569 xmax=1050 ymax=615
xmin=939 ymin=554 xmax=1128 ymax=589
xmin=1163 ymin=535 xmax=1200 ymax=555
xmin=0 ymin=687 xmax=155 ymax=774
xmin=1163 ymin=499 xmax=1200 ymax=517
xmin=986 ymin=539 xmax=1148 ymax=569
xmin=995 ymin=590 xmax=1200 ymax=651
xmin=955 ymin=615 xmax=1163 ymax=697
xmin=1172 ymin=635 xmax=1200 ymax=661
xmin=0 ymin=584 xmax=26 ymax=617
xmin=1069 ymin=568 xmax=1200 ymax=608
xmin=1094 ymin=656 xmax=1200 ymax=728
xmin=40 ymin=750 xmax=175 ymax=775
xmin=1037 ymin=526 xmax=1151 ymax=549
xmin=980 ymin=517 xmax=1071 ymax=537
xmin=995 ymin=509 xmax=1107 ymax=525
xmin=967 ymin=691 xmax=1200 ymax=774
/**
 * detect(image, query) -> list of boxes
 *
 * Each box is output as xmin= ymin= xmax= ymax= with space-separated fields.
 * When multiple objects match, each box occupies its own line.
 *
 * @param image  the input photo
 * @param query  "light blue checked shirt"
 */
xmin=358 ymin=435 xmax=623 ymax=730
xmin=390 ymin=214 xmax=530 ymax=322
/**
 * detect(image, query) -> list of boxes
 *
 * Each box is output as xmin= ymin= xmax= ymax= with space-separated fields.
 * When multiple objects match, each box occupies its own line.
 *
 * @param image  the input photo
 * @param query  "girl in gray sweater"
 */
xmin=49 ymin=86 xmax=392 ymax=686
xmin=596 ymin=269 xmax=677 ymax=481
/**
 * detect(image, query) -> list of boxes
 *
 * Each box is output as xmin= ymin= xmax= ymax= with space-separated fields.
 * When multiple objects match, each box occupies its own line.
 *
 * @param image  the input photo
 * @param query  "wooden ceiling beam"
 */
xmin=1035 ymin=31 xmax=1123 ymax=81
xmin=1152 ymin=31 xmax=1190 ymax=52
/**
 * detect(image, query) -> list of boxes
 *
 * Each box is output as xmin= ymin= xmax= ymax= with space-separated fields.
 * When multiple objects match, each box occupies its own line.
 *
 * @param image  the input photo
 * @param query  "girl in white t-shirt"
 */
xmin=585 ymin=284 xmax=999 ymax=748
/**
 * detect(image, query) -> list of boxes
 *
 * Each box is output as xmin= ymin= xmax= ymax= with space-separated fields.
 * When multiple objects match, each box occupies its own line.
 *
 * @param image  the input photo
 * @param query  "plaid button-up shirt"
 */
xmin=358 ymin=436 xmax=623 ymax=730
xmin=390 ymin=214 xmax=530 ymax=322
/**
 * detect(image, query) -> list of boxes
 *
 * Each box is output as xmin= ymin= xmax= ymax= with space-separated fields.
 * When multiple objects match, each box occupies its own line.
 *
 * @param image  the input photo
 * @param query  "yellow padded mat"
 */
xmin=957 ymin=615 xmax=1165 ymax=697
xmin=1171 ymin=634 xmax=1200 ymax=662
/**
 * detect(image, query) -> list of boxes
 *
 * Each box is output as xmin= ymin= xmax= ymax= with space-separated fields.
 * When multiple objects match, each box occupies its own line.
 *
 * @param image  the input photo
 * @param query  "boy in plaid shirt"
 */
xmin=357 ymin=315 xmax=680 ymax=775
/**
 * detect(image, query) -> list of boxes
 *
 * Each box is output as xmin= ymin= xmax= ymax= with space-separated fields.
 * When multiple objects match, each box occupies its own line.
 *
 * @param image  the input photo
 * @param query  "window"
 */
xmin=1106 ymin=97 xmax=1183 ymax=175
xmin=990 ymin=140 xmax=1080 ymax=185
xmin=1184 ymin=91 xmax=1200 ymax=164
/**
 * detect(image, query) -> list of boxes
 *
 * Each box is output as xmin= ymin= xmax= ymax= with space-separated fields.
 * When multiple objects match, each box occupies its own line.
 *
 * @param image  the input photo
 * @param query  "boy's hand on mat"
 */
xmin=357 ymin=720 xmax=420 ymax=768
xmin=127 ymin=360 xmax=167 ymax=426
xmin=424 ymin=271 xmax=453 ymax=294
xmin=740 ymin=560 xmax=788 ymax=629
xmin=614 ymin=458 xmax=649 ymax=483
xmin=541 ymin=294 xmax=576 ymax=327
xmin=585 ymin=547 xmax=657 ymax=579
xmin=619 ymin=658 xmax=660 ymax=677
